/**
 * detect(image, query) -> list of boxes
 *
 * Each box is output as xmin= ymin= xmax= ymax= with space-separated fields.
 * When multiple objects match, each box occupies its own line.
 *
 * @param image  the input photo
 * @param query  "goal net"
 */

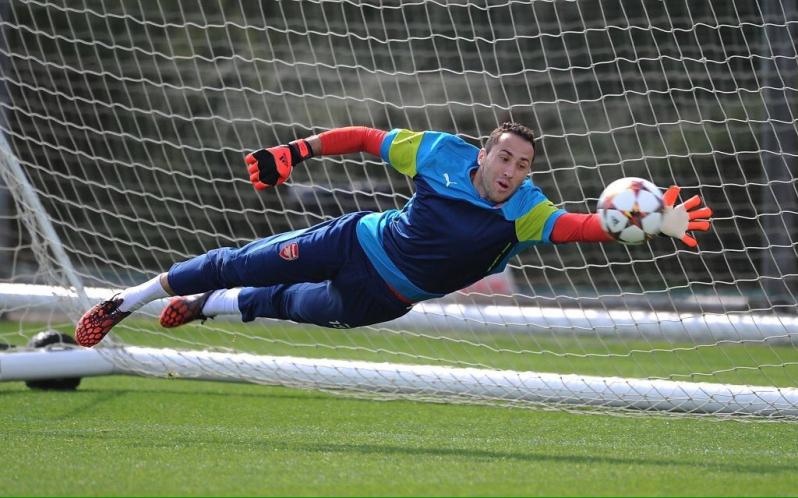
xmin=1 ymin=0 xmax=797 ymax=417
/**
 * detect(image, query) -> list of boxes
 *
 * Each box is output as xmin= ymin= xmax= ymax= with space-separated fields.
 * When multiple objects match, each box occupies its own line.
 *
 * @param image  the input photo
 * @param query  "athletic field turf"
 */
xmin=2 ymin=319 xmax=798 ymax=495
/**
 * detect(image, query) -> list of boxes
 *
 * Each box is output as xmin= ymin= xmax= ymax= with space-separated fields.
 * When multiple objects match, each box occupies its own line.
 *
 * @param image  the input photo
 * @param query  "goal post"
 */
xmin=0 ymin=0 xmax=797 ymax=418
xmin=4 ymin=345 xmax=798 ymax=417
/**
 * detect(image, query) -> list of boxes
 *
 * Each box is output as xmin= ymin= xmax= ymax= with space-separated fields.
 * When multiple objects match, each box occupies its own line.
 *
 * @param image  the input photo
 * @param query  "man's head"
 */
xmin=473 ymin=122 xmax=536 ymax=204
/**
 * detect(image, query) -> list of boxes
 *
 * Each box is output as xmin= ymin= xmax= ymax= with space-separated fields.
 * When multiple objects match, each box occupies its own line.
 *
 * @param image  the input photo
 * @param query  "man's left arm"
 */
xmin=549 ymin=186 xmax=713 ymax=247
xmin=550 ymin=212 xmax=612 ymax=243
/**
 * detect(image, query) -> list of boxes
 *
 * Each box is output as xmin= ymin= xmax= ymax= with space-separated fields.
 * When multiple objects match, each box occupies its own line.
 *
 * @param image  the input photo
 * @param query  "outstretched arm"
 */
xmin=314 ymin=126 xmax=386 ymax=156
xmin=245 ymin=127 xmax=386 ymax=190
xmin=550 ymin=213 xmax=613 ymax=243
xmin=550 ymin=186 xmax=713 ymax=247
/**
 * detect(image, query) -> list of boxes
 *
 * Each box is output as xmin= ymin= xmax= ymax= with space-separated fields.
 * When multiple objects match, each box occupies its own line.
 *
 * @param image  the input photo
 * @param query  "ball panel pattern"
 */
xmin=597 ymin=177 xmax=665 ymax=245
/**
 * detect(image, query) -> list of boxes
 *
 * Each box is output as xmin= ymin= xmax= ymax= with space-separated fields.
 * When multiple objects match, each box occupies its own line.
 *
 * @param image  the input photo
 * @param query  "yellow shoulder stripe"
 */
xmin=515 ymin=201 xmax=557 ymax=241
xmin=388 ymin=129 xmax=424 ymax=177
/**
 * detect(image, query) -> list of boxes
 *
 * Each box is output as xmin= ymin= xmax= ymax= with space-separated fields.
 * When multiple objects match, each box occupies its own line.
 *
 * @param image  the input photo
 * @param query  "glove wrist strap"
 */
xmin=287 ymin=139 xmax=313 ymax=164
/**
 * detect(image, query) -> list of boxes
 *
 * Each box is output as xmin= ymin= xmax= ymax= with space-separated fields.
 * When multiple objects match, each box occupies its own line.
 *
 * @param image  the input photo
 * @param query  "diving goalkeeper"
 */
xmin=75 ymin=123 xmax=713 ymax=347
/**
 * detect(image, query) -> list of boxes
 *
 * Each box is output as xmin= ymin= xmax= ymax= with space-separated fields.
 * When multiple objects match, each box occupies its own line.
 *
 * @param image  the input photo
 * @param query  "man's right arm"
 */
xmin=245 ymin=127 xmax=387 ymax=190
xmin=312 ymin=126 xmax=386 ymax=157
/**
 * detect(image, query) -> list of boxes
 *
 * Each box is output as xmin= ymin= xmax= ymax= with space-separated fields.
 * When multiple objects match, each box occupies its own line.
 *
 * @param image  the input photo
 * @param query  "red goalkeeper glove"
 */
xmin=245 ymin=139 xmax=313 ymax=190
xmin=660 ymin=185 xmax=713 ymax=248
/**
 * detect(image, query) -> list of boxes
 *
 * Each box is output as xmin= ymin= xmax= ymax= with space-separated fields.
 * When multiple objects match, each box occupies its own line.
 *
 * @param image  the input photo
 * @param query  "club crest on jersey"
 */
xmin=279 ymin=242 xmax=299 ymax=261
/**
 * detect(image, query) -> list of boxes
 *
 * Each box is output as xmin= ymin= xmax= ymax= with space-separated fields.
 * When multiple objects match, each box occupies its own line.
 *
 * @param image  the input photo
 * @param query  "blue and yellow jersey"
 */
xmin=355 ymin=129 xmax=566 ymax=302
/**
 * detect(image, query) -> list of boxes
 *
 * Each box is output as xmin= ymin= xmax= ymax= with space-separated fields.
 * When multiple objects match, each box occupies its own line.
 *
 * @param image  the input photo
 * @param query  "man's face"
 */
xmin=473 ymin=132 xmax=534 ymax=203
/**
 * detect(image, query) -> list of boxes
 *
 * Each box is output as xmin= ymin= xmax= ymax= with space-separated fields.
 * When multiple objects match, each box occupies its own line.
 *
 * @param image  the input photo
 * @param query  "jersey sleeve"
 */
xmin=379 ymin=129 xmax=474 ymax=178
xmin=317 ymin=127 xmax=386 ymax=157
xmin=514 ymin=196 xmax=567 ymax=243
xmin=549 ymin=212 xmax=613 ymax=243
xmin=379 ymin=129 xmax=426 ymax=177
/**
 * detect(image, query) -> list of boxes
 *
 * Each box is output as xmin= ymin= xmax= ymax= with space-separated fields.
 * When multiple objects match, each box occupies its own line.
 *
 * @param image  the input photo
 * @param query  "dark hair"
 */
xmin=484 ymin=122 xmax=536 ymax=154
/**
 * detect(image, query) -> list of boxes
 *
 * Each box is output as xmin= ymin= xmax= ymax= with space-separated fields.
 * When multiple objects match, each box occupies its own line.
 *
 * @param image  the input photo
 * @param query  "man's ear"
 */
xmin=477 ymin=148 xmax=486 ymax=165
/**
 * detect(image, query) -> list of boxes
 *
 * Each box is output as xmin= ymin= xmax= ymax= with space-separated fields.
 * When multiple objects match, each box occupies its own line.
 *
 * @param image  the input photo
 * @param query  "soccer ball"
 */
xmin=597 ymin=177 xmax=664 ymax=245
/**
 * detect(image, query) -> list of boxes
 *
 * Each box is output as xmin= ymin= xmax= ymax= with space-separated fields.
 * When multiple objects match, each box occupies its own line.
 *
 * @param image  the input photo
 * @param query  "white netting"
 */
xmin=0 ymin=0 xmax=797 ymax=416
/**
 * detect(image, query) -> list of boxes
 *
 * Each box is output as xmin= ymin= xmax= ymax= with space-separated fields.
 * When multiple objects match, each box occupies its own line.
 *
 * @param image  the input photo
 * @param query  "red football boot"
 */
xmin=159 ymin=292 xmax=214 ymax=328
xmin=74 ymin=296 xmax=131 ymax=347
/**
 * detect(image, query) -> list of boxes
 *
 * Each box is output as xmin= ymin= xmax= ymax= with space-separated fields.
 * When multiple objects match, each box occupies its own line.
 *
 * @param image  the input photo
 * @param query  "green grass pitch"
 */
xmin=2 ymin=320 xmax=798 ymax=495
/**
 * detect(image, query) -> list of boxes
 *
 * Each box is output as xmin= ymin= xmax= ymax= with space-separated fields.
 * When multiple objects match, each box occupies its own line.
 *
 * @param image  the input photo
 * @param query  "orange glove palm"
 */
xmin=660 ymin=186 xmax=713 ymax=248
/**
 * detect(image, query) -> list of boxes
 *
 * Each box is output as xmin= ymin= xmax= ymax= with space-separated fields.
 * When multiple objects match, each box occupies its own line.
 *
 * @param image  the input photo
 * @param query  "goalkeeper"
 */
xmin=75 ymin=123 xmax=712 ymax=347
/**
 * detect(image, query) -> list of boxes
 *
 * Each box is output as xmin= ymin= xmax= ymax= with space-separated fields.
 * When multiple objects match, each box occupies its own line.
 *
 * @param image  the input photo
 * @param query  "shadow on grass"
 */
xmin=12 ymin=422 xmax=798 ymax=476
xmin=0 ymin=389 xmax=128 ymax=421
xmin=277 ymin=440 xmax=798 ymax=475
xmin=5 ymin=382 xmax=798 ymax=476
xmin=0 ymin=383 xmax=341 ymax=404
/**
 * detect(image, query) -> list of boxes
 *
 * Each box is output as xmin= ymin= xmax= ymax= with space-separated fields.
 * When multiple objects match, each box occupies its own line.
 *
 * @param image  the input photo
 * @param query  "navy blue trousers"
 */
xmin=166 ymin=212 xmax=412 ymax=329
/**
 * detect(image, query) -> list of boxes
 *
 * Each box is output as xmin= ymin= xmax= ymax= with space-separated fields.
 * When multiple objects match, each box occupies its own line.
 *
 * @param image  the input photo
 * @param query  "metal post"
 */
xmin=0 ymin=0 xmax=10 ymax=280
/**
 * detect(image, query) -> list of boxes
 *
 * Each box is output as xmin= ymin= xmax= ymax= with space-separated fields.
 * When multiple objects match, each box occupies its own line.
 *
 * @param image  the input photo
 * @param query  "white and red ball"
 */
xmin=597 ymin=177 xmax=664 ymax=245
